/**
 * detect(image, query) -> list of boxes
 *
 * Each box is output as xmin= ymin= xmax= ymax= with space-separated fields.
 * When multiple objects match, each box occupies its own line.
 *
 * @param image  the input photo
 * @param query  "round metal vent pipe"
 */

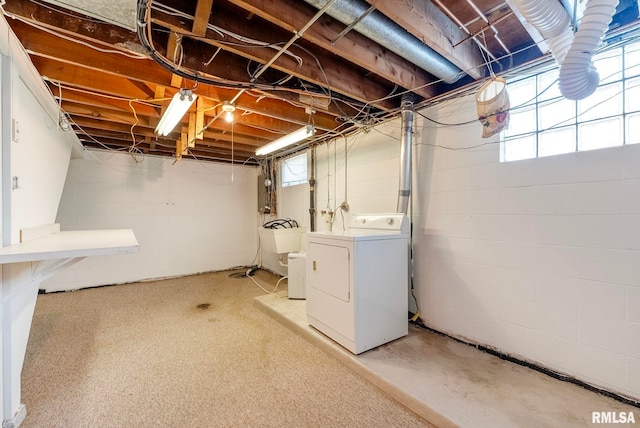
xmin=397 ymin=93 xmax=415 ymax=215
xmin=302 ymin=0 xmax=463 ymax=84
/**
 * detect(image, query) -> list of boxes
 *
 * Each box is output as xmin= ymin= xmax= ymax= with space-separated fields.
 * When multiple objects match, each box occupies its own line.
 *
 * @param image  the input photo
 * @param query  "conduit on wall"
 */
xmin=510 ymin=0 xmax=619 ymax=100
xmin=309 ymin=146 xmax=316 ymax=232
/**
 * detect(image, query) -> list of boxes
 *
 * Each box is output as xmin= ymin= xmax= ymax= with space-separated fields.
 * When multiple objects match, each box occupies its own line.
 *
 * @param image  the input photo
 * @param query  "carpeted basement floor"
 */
xmin=21 ymin=270 xmax=431 ymax=427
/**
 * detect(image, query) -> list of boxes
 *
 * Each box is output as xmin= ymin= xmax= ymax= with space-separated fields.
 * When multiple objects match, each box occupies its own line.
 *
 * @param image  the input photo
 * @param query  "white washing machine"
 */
xmin=306 ymin=213 xmax=410 ymax=354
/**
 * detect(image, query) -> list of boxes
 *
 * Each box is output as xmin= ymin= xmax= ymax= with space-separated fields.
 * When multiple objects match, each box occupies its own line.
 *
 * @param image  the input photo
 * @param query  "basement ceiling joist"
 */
xmin=4 ymin=0 xmax=639 ymax=164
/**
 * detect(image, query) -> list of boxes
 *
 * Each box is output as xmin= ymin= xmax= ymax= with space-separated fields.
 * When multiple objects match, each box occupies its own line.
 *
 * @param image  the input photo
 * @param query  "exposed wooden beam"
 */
xmin=196 ymin=97 xmax=205 ymax=140
xmin=12 ymin=20 xmax=172 ymax=85
xmin=3 ymin=0 xmax=143 ymax=53
xmin=30 ymin=51 xmax=337 ymax=140
xmin=49 ymin=86 xmax=160 ymax=118
xmin=7 ymin=7 xmax=356 ymax=118
xmin=193 ymin=0 xmax=215 ymax=36
xmin=80 ymin=137 xmax=256 ymax=161
xmin=227 ymin=0 xmax=443 ymax=99
xmin=73 ymin=118 xmax=263 ymax=150
xmin=61 ymin=101 xmax=152 ymax=126
xmin=149 ymin=8 xmax=398 ymax=109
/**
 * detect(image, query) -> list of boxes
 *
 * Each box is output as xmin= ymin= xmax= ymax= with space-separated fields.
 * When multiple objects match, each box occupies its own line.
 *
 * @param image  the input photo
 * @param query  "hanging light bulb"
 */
xmin=222 ymin=100 xmax=236 ymax=123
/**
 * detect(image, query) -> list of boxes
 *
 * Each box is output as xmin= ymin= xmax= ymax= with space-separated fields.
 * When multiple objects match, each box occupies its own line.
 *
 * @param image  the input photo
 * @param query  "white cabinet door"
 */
xmin=307 ymin=242 xmax=350 ymax=302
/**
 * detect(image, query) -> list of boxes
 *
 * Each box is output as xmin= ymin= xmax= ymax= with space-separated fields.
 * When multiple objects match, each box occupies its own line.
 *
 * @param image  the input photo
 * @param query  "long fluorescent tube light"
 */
xmin=155 ymin=89 xmax=197 ymax=136
xmin=255 ymin=125 xmax=316 ymax=156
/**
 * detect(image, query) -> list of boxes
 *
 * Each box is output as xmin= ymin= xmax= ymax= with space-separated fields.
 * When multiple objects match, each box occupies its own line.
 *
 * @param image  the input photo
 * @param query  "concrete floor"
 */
xmin=255 ymin=291 xmax=639 ymax=427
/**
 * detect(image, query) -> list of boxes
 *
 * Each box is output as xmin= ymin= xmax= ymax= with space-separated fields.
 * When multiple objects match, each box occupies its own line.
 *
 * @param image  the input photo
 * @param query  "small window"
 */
xmin=281 ymin=153 xmax=308 ymax=187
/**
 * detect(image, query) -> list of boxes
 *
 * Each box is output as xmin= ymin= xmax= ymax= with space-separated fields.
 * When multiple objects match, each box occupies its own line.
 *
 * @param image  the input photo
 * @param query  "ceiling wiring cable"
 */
xmin=50 ymin=81 xmax=165 ymax=107
xmin=70 ymin=118 xmax=132 ymax=152
xmin=413 ymin=74 xmax=565 ymax=129
xmin=204 ymin=47 xmax=222 ymax=66
xmin=37 ymin=0 xmax=629 ymax=165
xmin=150 ymin=2 xmax=224 ymax=38
xmin=537 ymin=81 xmax=640 ymax=135
xmin=390 ymin=84 xmax=634 ymax=152
xmin=138 ymin=0 xmax=374 ymax=132
xmin=28 ymin=0 xmax=109 ymax=24
xmin=246 ymin=59 xmax=297 ymax=86
xmin=150 ymin=1 xmax=305 ymax=67
xmin=370 ymin=124 xmax=501 ymax=151
xmin=416 ymin=58 xmax=639 ymax=134
xmin=137 ymin=4 xmax=284 ymax=91
xmin=23 ymin=0 xmax=614 ymax=156
xmin=128 ymin=99 xmax=141 ymax=149
xmin=4 ymin=10 xmax=149 ymax=60
xmin=80 ymin=146 xmax=179 ymax=177
xmin=137 ymin=0 xmax=346 ymax=98
xmin=171 ymin=32 xmax=184 ymax=67
xmin=244 ymin=89 xmax=330 ymax=113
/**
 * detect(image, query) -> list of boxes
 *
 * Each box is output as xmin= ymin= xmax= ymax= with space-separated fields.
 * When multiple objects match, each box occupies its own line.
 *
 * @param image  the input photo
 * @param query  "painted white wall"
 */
xmin=262 ymin=126 xmax=403 ymax=275
xmin=0 ymin=14 xmax=83 ymax=425
xmin=9 ymin=77 xmax=73 ymax=242
xmin=42 ymin=151 xmax=258 ymax=292
xmin=278 ymin=94 xmax=640 ymax=402
xmin=415 ymin=95 xmax=640 ymax=402
xmin=312 ymin=123 xmax=402 ymax=227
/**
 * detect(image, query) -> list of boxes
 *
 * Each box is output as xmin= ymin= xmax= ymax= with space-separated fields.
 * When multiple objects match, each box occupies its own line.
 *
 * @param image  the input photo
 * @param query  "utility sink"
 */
xmin=258 ymin=227 xmax=306 ymax=254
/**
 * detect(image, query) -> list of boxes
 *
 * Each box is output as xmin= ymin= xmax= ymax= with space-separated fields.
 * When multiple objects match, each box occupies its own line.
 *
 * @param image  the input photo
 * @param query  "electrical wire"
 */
xmin=151 ymin=2 xmax=305 ymax=67
xmin=28 ymin=0 xmax=108 ymax=24
xmin=3 ymin=9 xmax=149 ymax=60
xmin=137 ymin=0 xmax=341 ymax=100
xmin=262 ymin=218 xmax=299 ymax=229
xmin=22 ymin=0 xmax=639 ymax=166
xmin=247 ymin=272 xmax=286 ymax=294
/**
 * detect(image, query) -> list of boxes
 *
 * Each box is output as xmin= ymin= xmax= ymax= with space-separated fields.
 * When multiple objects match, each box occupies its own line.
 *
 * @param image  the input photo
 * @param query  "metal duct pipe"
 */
xmin=309 ymin=146 xmax=317 ymax=231
xmin=397 ymin=94 xmax=414 ymax=215
xmin=509 ymin=0 xmax=619 ymax=100
xmin=302 ymin=0 xmax=463 ymax=84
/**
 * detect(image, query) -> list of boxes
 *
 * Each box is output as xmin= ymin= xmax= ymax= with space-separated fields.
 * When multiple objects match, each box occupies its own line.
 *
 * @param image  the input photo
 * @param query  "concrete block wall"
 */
xmin=43 ymin=151 xmax=258 ymax=292
xmin=413 ymin=95 xmax=640 ymax=401
xmin=269 ymin=122 xmax=402 ymax=274
xmin=311 ymin=121 xmax=402 ymax=230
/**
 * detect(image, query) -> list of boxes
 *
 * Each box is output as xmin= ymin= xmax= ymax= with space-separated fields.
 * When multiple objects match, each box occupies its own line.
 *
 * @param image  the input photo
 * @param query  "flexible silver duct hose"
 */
xmin=559 ymin=0 xmax=619 ymax=100
xmin=510 ymin=0 xmax=618 ymax=100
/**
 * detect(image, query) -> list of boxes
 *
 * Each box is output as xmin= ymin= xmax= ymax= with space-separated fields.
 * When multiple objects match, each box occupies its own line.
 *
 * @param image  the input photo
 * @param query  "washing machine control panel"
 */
xmin=349 ymin=213 xmax=409 ymax=233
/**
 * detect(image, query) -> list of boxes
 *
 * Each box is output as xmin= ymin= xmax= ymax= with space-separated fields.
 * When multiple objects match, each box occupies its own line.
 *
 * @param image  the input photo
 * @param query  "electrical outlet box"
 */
xmin=257 ymin=174 xmax=269 ymax=213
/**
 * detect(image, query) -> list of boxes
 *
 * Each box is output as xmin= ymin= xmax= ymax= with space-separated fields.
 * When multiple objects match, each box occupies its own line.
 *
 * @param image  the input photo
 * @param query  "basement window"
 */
xmin=501 ymin=39 xmax=640 ymax=162
xmin=281 ymin=153 xmax=308 ymax=187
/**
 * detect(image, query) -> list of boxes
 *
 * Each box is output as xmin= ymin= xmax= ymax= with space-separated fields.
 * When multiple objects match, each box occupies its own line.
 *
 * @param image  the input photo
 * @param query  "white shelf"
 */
xmin=0 ymin=229 xmax=139 ymax=264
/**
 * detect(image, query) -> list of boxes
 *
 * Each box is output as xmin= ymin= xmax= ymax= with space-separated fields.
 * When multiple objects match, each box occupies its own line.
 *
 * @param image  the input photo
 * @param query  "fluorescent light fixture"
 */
xmin=255 ymin=125 xmax=315 ymax=156
xmin=155 ymin=89 xmax=197 ymax=136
